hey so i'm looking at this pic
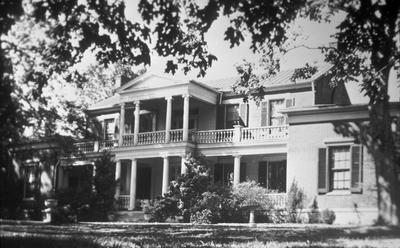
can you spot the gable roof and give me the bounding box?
[116,72,185,93]
[202,64,332,91]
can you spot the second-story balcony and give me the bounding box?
[73,125,288,153]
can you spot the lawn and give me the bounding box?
[1,221,399,248]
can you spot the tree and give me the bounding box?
[1,0,150,217]
[140,0,400,225]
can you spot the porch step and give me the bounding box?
[109,211,146,222]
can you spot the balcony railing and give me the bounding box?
[193,129,234,143]
[73,125,288,153]
[267,193,287,209]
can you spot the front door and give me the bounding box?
[136,166,152,199]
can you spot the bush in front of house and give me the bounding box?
[321,208,336,224]
[232,181,275,224]
[285,179,306,223]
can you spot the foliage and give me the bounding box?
[190,209,213,224]
[286,179,306,223]
[321,208,336,225]
[308,197,321,224]
[141,0,400,225]
[56,151,116,222]
[232,181,273,210]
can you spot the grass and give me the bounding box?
[1,222,400,247]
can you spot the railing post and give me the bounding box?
[233,125,243,142]
[94,141,99,152]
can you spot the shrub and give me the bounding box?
[286,179,306,223]
[232,181,274,224]
[190,209,213,224]
[321,208,336,224]
[308,197,321,223]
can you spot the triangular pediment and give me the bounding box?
[117,73,185,93]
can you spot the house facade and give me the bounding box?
[53,65,399,224]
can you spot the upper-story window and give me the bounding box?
[217,104,248,129]
[261,98,293,126]
[103,118,115,140]
[269,99,286,126]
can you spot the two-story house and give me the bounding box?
[55,65,399,224]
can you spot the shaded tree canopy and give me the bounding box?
[139,0,400,225]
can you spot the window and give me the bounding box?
[329,146,351,190]
[104,119,115,140]
[318,145,363,193]
[214,163,233,187]
[258,161,286,193]
[261,98,290,126]
[269,99,286,126]
[217,104,248,129]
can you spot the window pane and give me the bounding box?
[329,146,351,190]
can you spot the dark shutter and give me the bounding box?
[318,148,328,193]
[240,162,246,182]
[261,102,268,126]
[350,145,363,193]
[258,162,267,187]
[216,105,225,129]
[239,103,249,127]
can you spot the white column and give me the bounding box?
[233,155,241,186]
[129,159,137,210]
[133,101,140,145]
[165,96,172,142]
[115,160,122,199]
[152,113,157,131]
[181,155,187,174]
[119,103,125,146]
[162,156,170,195]
[182,94,190,141]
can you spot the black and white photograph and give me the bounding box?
[1,0,399,247]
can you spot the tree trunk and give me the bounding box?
[368,67,400,225]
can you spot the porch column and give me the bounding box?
[133,101,140,145]
[233,155,241,186]
[182,94,190,142]
[118,103,125,146]
[115,160,121,199]
[162,156,170,195]
[152,113,157,131]
[165,96,172,142]
[129,159,137,210]
[181,155,187,174]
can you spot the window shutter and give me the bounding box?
[258,162,267,187]
[240,162,246,182]
[350,145,363,193]
[318,148,328,193]
[261,102,268,126]
[239,103,249,127]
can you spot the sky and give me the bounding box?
[123,0,344,81]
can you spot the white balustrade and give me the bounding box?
[99,139,118,150]
[73,126,289,150]
[193,129,234,143]
[137,131,166,145]
[74,141,95,153]
[241,125,289,141]
[122,134,135,146]
[267,193,287,209]
[117,195,130,210]
[170,129,183,142]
